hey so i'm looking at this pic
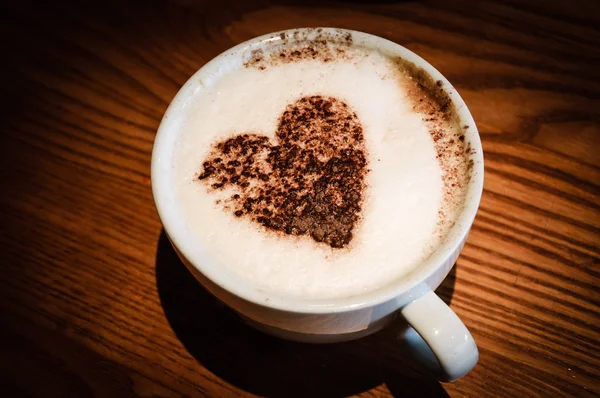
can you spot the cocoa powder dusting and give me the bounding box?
[244,29,355,71]
[198,96,368,249]
[394,57,474,235]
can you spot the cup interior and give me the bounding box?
[151,28,484,314]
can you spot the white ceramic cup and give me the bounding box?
[152,28,484,382]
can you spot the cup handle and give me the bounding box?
[400,290,478,381]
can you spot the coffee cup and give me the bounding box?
[152,28,483,381]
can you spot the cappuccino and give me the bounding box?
[173,29,472,299]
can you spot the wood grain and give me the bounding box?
[1,0,599,396]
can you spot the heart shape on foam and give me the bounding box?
[197,95,368,248]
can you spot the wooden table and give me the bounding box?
[1,0,598,396]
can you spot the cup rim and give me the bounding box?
[151,28,484,314]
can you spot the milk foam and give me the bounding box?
[173,43,467,299]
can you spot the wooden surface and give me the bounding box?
[1,0,599,396]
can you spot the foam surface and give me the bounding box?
[173,40,468,299]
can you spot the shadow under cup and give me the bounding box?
[151,28,484,381]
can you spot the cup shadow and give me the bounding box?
[155,230,455,397]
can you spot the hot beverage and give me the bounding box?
[172,29,473,299]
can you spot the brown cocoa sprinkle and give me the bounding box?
[244,29,356,70]
[196,96,368,249]
[393,56,472,238]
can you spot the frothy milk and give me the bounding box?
[173,30,472,299]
